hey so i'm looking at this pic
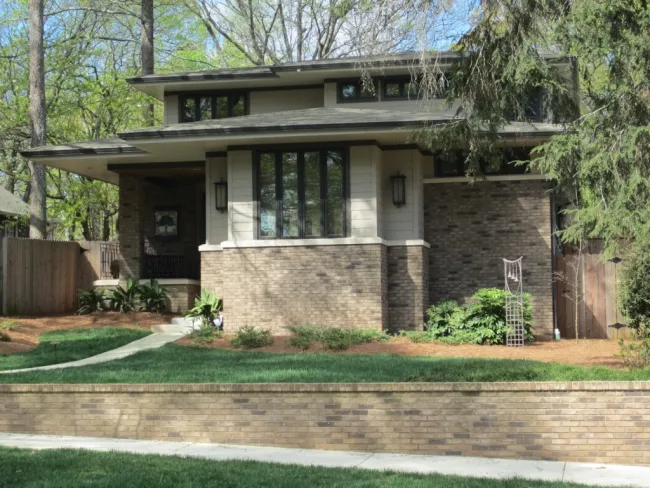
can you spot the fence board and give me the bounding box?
[555,240,628,339]
[0,238,100,316]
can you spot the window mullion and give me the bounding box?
[297,152,305,238]
[211,96,216,120]
[320,149,327,237]
[275,152,283,238]
[195,96,200,122]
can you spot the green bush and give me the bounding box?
[288,326,389,351]
[138,280,169,313]
[184,290,223,328]
[412,288,534,345]
[108,277,140,313]
[189,325,223,345]
[0,332,10,342]
[618,337,650,370]
[230,326,273,349]
[620,245,650,335]
[77,288,106,315]
[0,321,18,331]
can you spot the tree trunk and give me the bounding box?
[28,0,47,239]
[141,0,155,125]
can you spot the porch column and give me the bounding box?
[118,175,144,279]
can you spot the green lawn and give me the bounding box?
[1,343,647,383]
[0,327,151,372]
[0,447,606,488]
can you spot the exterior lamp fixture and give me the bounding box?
[391,171,406,208]
[214,178,228,213]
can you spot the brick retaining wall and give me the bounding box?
[2,382,649,465]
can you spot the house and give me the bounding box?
[22,52,577,339]
[0,186,29,238]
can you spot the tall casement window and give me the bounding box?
[180,93,247,122]
[256,149,348,239]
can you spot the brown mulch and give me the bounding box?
[178,335,624,368]
[0,313,173,356]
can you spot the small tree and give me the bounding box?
[553,240,586,341]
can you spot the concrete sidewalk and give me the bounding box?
[0,332,183,375]
[0,433,647,487]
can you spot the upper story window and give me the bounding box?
[180,93,248,123]
[434,147,531,177]
[256,149,348,239]
[337,80,377,103]
[383,76,421,100]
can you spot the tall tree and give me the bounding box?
[141,0,155,125]
[28,0,47,239]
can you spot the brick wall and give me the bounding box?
[200,251,223,298]
[2,382,649,466]
[165,284,201,313]
[118,176,203,280]
[205,244,386,334]
[424,180,553,339]
[387,246,429,331]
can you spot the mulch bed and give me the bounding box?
[179,335,624,368]
[0,313,173,356]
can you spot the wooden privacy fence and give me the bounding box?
[0,238,103,316]
[555,240,628,339]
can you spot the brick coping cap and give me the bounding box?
[1,382,649,393]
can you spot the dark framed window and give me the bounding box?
[383,74,451,100]
[433,147,531,177]
[506,88,544,122]
[255,148,348,239]
[180,92,248,123]
[337,80,377,103]
[383,76,421,100]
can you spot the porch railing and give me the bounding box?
[144,254,189,279]
[100,242,121,279]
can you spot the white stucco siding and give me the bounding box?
[381,149,424,241]
[228,151,255,242]
[164,95,179,125]
[205,157,228,245]
[249,88,324,114]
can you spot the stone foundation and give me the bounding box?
[2,382,649,466]
[424,180,553,339]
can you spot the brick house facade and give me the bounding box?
[25,53,574,339]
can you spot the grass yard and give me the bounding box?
[0,327,150,372]
[0,447,605,488]
[1,343,649,383]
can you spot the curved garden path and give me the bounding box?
[0,331,184,375]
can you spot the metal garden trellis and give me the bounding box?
[503,257,525,347]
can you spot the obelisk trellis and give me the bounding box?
[503,257,525,347]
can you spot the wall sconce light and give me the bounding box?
[214,178,228,213]
[391,171,406,208]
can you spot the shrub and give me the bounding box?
[620,245,650,334]
[138,280,169,313]
[76,288,106,315]
[416,288,534,345]
[0,321,18,331]
[618,336,650,370]
[288,326,390,351]
[108,277,140,313]
[184,290,223,328]
[189,324,223,345]
[231,325,273,349]
[0,332,10,342]
[287,326,320,350]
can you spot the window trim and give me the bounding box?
[179,91,250,123]
[254,146,350,239]
[336,79,378,104]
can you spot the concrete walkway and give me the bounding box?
[0,332,183,375]
[0,433,647,487]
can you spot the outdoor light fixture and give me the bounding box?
[391,171,406,208]
[214,178,228,213]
